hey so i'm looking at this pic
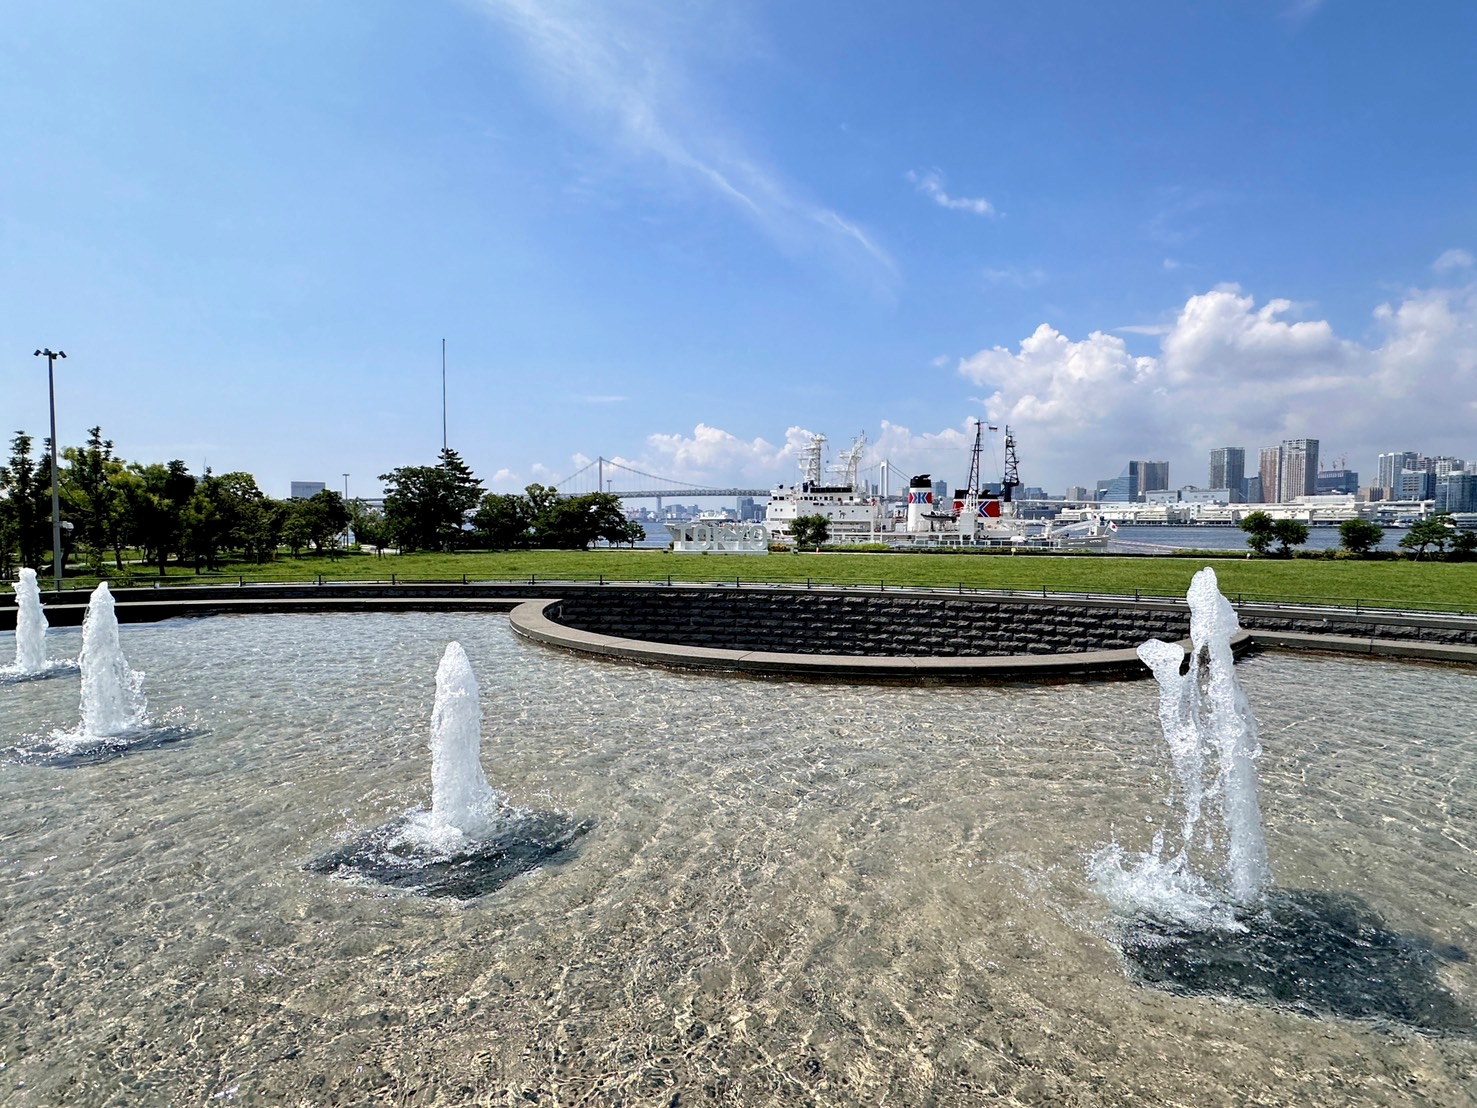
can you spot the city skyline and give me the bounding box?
[4,2,1476,498]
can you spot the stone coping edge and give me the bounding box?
[0,596,525,628]
[506,599,1253,683]
[1245,629,1477,664]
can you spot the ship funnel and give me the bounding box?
[906,474,933,533]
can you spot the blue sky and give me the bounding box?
[4,0,1475,499]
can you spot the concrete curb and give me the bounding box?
[1246,629,1477,664]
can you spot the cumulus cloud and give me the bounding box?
[624,422,808,484]
[1433,248,1474,273]
[955,282,1477,490]
[907,169,997,217]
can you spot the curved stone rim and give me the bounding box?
[507,598,1254,683]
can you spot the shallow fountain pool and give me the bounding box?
[1,612,1474,1105]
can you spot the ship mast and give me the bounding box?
[836,432,867,490]
[1001,425,1021,504]
[964,420,983,498]
[799,434,826,486]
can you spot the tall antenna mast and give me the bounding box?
[964,420,983,498]
[1001,425,1021,503]
[441,338,448,452]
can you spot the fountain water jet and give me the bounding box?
[1092,568,1472,1030]
[11,568,50,674]
[76,581,148,738]
[307,640,588,897]
[1091,567,1268,925]
[4,568,77,680]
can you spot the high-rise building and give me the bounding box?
[1258,447,1282,504]
[1378,451,1419,495]
[1279,439,1319,501]
[1398,469,1435,500]
[1139,461,1170,494]
[1209,447,1245,497]
[1316,469,1359,495]
[1437,472,1477,512]
[1101,461,1142,502]
[1243,475,1263,503]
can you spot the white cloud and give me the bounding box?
[983,266,1047,289]
[1433,248,1474,273]
[1163,257,1181,271]
[907,169,997,217]
[1115,323,1172,336]
[478,0,894,284]
[626,422,806,485]
[954,281,1477,490]
[576,394,628,405]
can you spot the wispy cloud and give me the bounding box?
[983,265,1047,289]
[1162,257,1181,271]
[1143,188,1234,247]
[478,0,895,285]
[1433,247,1474,273]
[1115,323,1173,336]
[576,394,629,405]
[1281,0,1324,28]
[906,169,997,217]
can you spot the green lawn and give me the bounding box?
[47,548,1477,613]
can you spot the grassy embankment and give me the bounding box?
[48,548,1477,613]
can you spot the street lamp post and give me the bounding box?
[33,348,66,592]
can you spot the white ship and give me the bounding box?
[764,425,1109,550]
[764,433,885,543]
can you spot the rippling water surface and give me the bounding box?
[1,613,1474,1105]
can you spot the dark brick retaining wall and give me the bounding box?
[4,582,1476,654]
[1236,609,1477,646]
[549,590,1191,657]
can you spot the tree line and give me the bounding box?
[1239,511,1477,559]
[0,431,643,578]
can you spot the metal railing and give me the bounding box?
[11,571,1473,619]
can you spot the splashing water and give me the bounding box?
[10,568,50,673]
[307,640,588,897]
[395,641,504,851]
[76,582,148,738]
[1092,567,1271,928]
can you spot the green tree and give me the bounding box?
[1239,511,1276,556]
[473,492,535,549]
[127,460,196,575]
[1270,518,1309,557]
[237,495,286,563]
[1338,518,1384,556]
[1451,528,1477,560]
[63,426,122,573]
[379,449,484,552]
[347,499,390,556]
[0,432,47,570]
[281,511,312,558]
[288,490,351,554]
[527,491,628,549]
[1400,514,1456,560]
[790,514,830,551]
